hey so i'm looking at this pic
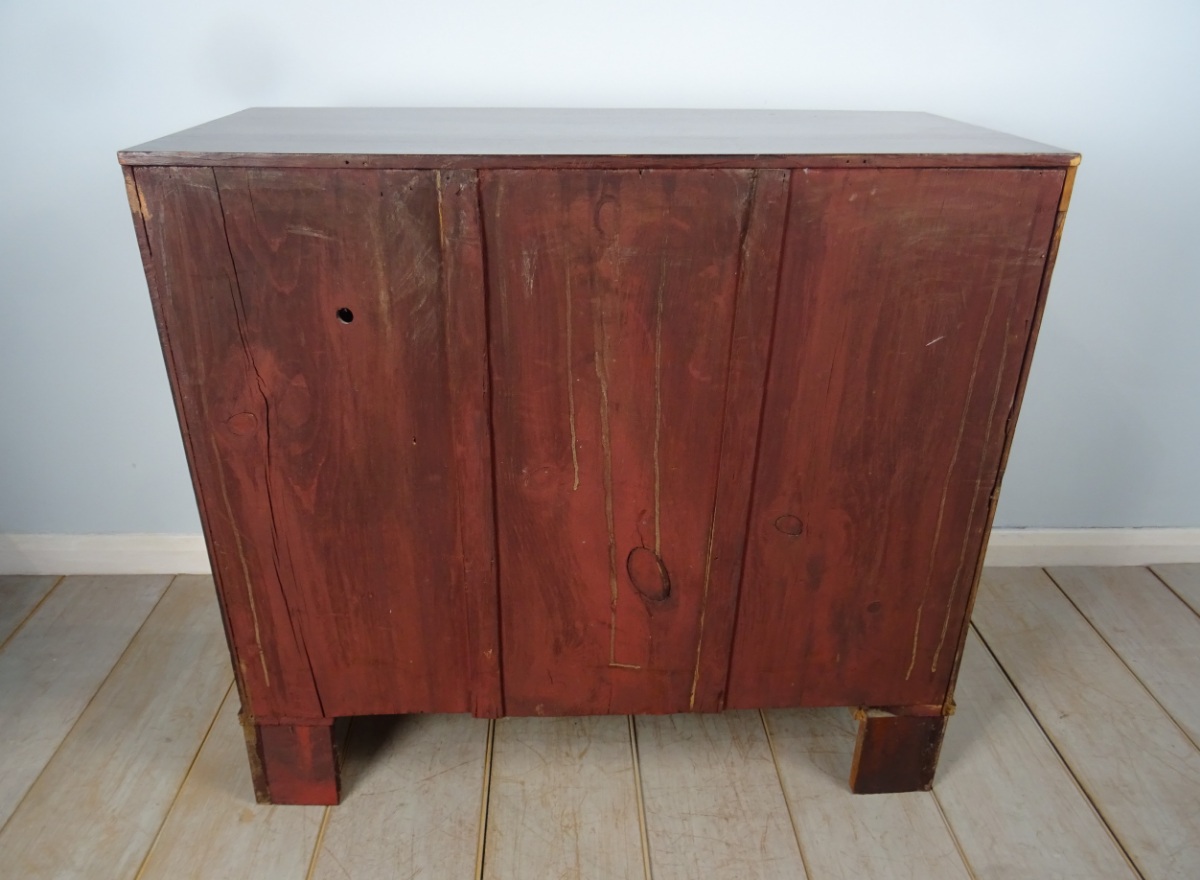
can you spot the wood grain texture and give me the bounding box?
[484,169,757,715]
[311,714,490,880]
[1152,563,1200,616]
[0,575,58,645]
[0,575,232,880]
[483,716,645,880]
[764,707,970,880]
[134,165,497,721]
[635,712,807,880]
[690,170,790,712]
[1050,566,1200,745]
[132,166,323,721]
[138,690,326,880]
[118,108,1077,169]
[973,567,1200,879]
[935,630,1137,880]
[728,168,1064,710]
[0,574,170,828]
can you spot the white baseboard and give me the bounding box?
[982,528,1200,567]
[0,534,212,576]
[1,528,1199,576]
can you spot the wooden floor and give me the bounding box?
[1,567,1198,879]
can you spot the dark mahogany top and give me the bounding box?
[118,108,1077,170]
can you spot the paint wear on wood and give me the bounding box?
[121,110,1076,802]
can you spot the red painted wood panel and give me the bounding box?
[726,167,1064,710]
[483,169,760,715]
[134,166,497,720]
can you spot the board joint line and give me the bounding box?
[1043,567,1200,754]
[758,709,814,879]
[627,716,654,880]
[970,615,1146,880]
[133,678,236,880]
[474,718,497,880]
[0,575,177,841]
[0,575,64,655]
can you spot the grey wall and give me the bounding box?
[1,0,1197,534]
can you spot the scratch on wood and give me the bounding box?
[609,661,642,669]
[906,278,1001,680]
[925,335,945,347]
[689,508,720,709]
[653,248,666,554]
[435,171,445,246]
[931,291,1017,674]
[566,271,579,490]
[210,434,270,687]
[285,225,333,240]
[593,304,620,665]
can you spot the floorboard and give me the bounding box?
[483,716,646,880]
[0,574,171,829]
[1151,563,1200,616]
[0,575,60,645]
[310,713,491,880]
[1,566,1196,880]
[0,575,232,880]
[973,567,1200,880]
[1050,566,1200,746]
[936,629,1137,879]
[763,707,969,880]
[635,711,807,880]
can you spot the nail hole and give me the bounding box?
[336,307,354,324]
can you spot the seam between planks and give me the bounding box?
[1043,567,1200,753]
[131,679,236,880]
[474,719,496,880]
[758,710,813,880]
[304,807,332,880]
[928,785,981,880]
[720,171,795,698]
[627,717,654,880]
[1147,566,1200,622]
[0,575,65,654]
[969,618,1145,880]
[0,575,178,840]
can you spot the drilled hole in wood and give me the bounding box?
[336,307,354,324]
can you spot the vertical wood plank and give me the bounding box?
[210,166,479,719]
[483,169,756,715]
[973,567,1200,879]
[0,575,59,645]
[138,689,325,880]
[439,169,503,718]
[935,630,1137,879]
[1151,563,1200,616]
[0,576,233,880]
[764,707,970,880]
[1050,566,1200,745]
[134,166,323,721]
[0,574,170,828]
[483,716,644,879]
[311,714,490,880]
[636,712,807,880]
[728,169,1063,711]
[691,170,790,712]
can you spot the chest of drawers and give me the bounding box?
[120,109,1076,803]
